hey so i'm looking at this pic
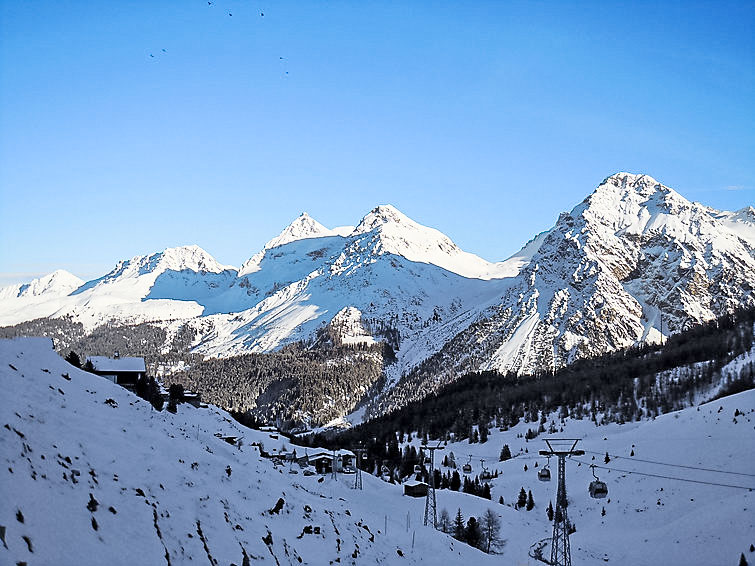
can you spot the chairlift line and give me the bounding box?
[582,450,755,477]
[571,458,755,491]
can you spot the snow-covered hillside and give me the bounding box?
[2,338,753,566]
[1,173,754,424]
[395,363,755,565]
[0,337,499,565]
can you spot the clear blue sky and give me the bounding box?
[1,0,753,286]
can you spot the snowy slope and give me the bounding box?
[396,366,755,564]
[0,337,500,566]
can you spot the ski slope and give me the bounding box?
[399,391,755,563]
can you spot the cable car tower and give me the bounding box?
[353,448,368,490]
[539,439,584,566]
[422,444,443,528]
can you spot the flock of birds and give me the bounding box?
[206,0,264,18]
[148,2,288,76]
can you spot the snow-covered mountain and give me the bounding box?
[0,269,83,300]
[375,173,755,412]
[1,173,754,423]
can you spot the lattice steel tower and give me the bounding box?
[352,448,367,490]
[539,439,584,566]
[422,444,443,528]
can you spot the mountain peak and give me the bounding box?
[155,245,233,273]
[3,269,84,299]
[263,212,332,250]
[353,204,413,234]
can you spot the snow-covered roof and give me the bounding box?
[87,356,146,373]
[307,448,354,458]
[404,480,428,487]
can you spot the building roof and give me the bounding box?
[87,356,146,373]
[307,448,355,459]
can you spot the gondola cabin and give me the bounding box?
[589,480,608,498]
[538,468,551,481]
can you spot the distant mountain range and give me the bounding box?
[2,172,754,422]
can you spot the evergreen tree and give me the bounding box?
[498,495,504,505]
[464,516,483,550]
[453,508,465,541]
[82,359,95,373]
[526,490,534,511]
[479,423,488,443]
[482,483,491,500]
[148,377,163,411]
[739,553,748,566]
[169,383,185,402]
[450,470,461,491]
[499,444,512,461]
[65,351,82,368]
[135,375,149,400]
[604,451,611,464]
[547,501,554,521]
[517,487,527,509]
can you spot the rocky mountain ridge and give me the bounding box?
[2,173,754,424]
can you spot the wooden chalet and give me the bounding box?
[87,354,146,389]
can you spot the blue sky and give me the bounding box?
[1,0,753,286]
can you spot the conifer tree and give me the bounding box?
[499,444,512,461]
[547,501,554,521]
[450,470,461,491]
[517,487,527,509]
[65,351,82,368]
[453,508,465,541]
[465,516,483,549]
[526,490,534,511]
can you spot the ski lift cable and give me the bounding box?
[582,450,755,477]
[570,458,755,491]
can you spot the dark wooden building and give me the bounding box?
[87,355,146,389]
[403,480,429,497]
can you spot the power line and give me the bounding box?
[571,458,755,491]
[583,450,755,478]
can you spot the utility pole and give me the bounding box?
[332,448,338,481]
[423,444,443,528]
[353,448,367,490]
[539,439,584,566]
